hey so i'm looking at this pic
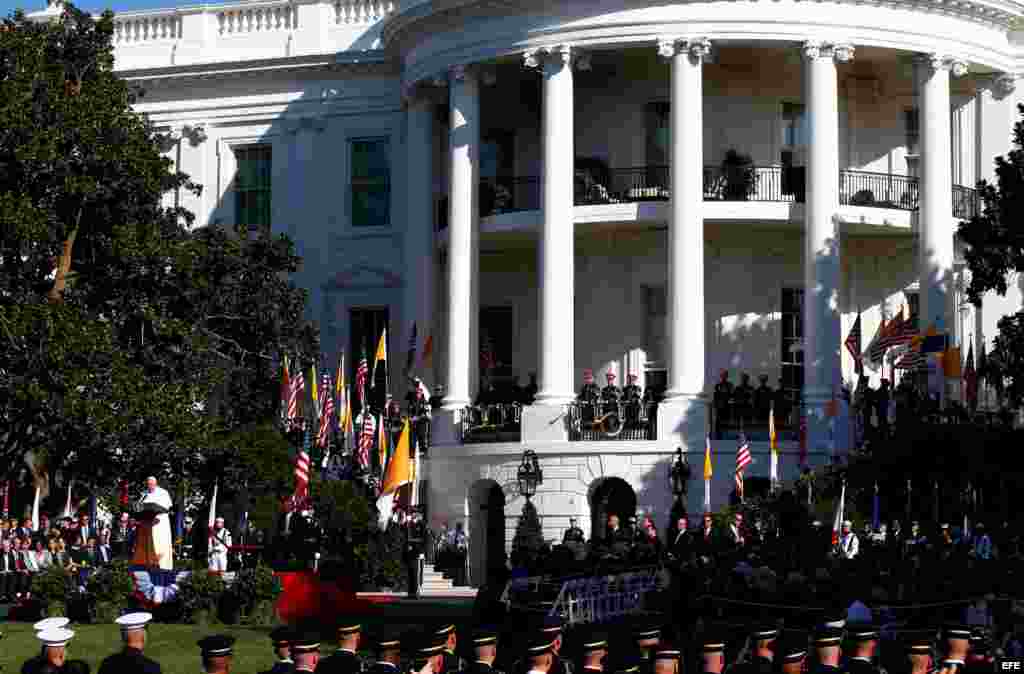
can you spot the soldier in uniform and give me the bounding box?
[938,624,972,673]
[365,632,404,674]
[197,635,236,674]
[733,374,755,428]
[731,625,777,674]
[409,628,448,674]
[563,518,585,545]
[97,612,161,674]
[652,642,681,674]
[519,623,558,674]
[775,631,809,674]
[435,624,465,674]
[713,371,734,435]
[699,627,728,674]
[753,375,773,424]
[623,374,643,427]
[291,633,323,674]
[261,626,297,674]
[811,626,843,674]
[23,627,77,674]
[844,624,883,674]
[632,618,662,671]
[575,628,608,674]
[903,631,934,674]
[315,624,363,674]
[579,371,600,424]
[543,614,572,674]
[600,372,622,415]
[405,514,424,598]
[465,626,503,674]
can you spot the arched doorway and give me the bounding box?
[468,480,506,588]
[589,477,637,542]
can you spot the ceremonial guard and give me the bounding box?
[198,635,236,674]
[700,628,727,674]
[366,632,404,674]
[579,370,600,405]
[905,523,926,557]
[753,375,773,423]
[405,510,425,598]
[292,633,324,674]
[575,628,608,674]
[811,626,843,674]
[733,374,754,427]
[545,615,573,674]
[775,631,809,674]
[316,624,364,674]
[600,372,622,414]
[632,618,662,672]
[410,627,448,674]
[713,371,734,432]
[97,612,161,674]
[521,622,558,674]
[22,626,79,674]
[435,624,465,674]
[653,641,681,674]
[465,627,503,674]
[837,521,859,560]
[261,626,297,674]
[939,624,972,672]
[209,517,232,572]
[563,518,584,545]
[623,374,643,426]
[844,624,883,674]
[407,377,432,453]
[746,625,779,674]
[904,631,934,674]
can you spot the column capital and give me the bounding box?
[523,44,589,71]
[181,124,207,147]
[992,72,1018,97]
[656,37,713,63]
[802,41,855,63]
[914,53,969,77]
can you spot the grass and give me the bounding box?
[0,598,477,674]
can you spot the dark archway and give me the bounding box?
[468,480,506,588]
[589,477,637,541]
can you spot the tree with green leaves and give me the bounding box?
[958,103,1024,409]
[0,4,317,513]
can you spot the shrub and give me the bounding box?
[32,564,74,606]
[230,562,280,607]
[86,561,134,604]
[177,568,226,622]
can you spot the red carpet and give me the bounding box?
[274,571,395,622]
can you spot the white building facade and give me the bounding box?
[34,0,1024,584]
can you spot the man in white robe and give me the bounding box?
[137,477,174,570]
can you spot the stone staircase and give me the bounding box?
[421,565,477,598]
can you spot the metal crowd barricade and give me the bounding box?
[546,566,660,626]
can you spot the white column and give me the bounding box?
[531,45,577,406]
[441,65,480,411]
[802,41,853,450]
[402,84,440,390]
[655,37,712,456]
[917,54,966,336]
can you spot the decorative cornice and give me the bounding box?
[522,44,589,72]
[914,53,969,76]
[656,37,713,63]
[802,41,856,63]
[400,79,447,106]
[181,124,208,146]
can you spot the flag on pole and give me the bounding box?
[356,348,370,406]
[378,413,389,473]
[964,342,977,407]
[832,479,847,547]
[373,328,388,381]
[207,482,218,542]
[357,410,375,470]
[703,435,713,512]
[872,481,880,531]
[288,366,304,428]
[769,407,778,493]
[420,335,433,370]
[309,363,319,421]
[294,442,310,503]
[845,312,863,374]
[735,435,752,501]
[404,323,418,375]
[318,371,335,448]
[280,354,291,422]
[977,340,988,385]
[866,315,889,365]
[63,482,73,519]
[31,487,40,531]
[335,352,347,433]
[341,387,354,447]
[376,419,413,530]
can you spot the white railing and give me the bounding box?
[334,0,395,23]
[114,15,182,42]
[217,4,297,34]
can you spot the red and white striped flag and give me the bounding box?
[317,371,335,448]
[735,436,752,500]
[288,367,305,428]
[356,350,369,406]
[294,447,310,501]
[357,411,375,469]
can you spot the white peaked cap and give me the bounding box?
[34,618,70,632]
[38,628,75,647]
[115,612,153,632]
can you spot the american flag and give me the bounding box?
[317,371,334,448]
[288,368,305,428]
[867,316,891,365]
[356,350,369,406]
[735,436,752,498]
[893,347,927,371]
[357,411,375,469]
[294,447,310,501]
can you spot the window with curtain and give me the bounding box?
[781,288,804,393]
[234,146,272,232]
[351,138,391,227]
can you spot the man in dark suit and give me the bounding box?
[0,539,17,599]
[98,612,162,674]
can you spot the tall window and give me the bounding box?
[480,132,515,179]
[645,102,670,166]
[235,146,272,232]
[905,108,920,178]
[643,285,667,372]
[480,306,514,373]
[781,102,807,149]
[781,103,806,199]
[781,288,804,393]
[351,138,391,228]
[350,306,390,415]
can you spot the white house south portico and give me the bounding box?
[76,0,1024,583]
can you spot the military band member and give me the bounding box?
[262,626,297,674]
[292,633,324,674]
[576,628,608,674]
[623,375,642,403]
[579,371,600,405]
[713,371,734,431]
[542,615,572,674]
[98,612,160,674]
[600,372,622,413]
[521,624,558,674]
[811,626,843,674]
[563,519,585,545]
[844,624,882,674]
[743,625,779,674]
[316,624,363,674]
[197,635,236,674]
[366,632,404,674]
[465,626,503,674]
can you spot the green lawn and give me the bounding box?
[0,598,476,674]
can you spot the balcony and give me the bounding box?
[566,401,659,441]
[459,403,522,443]
[433,167,980,226]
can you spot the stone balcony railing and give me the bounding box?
[38,0,398,70]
